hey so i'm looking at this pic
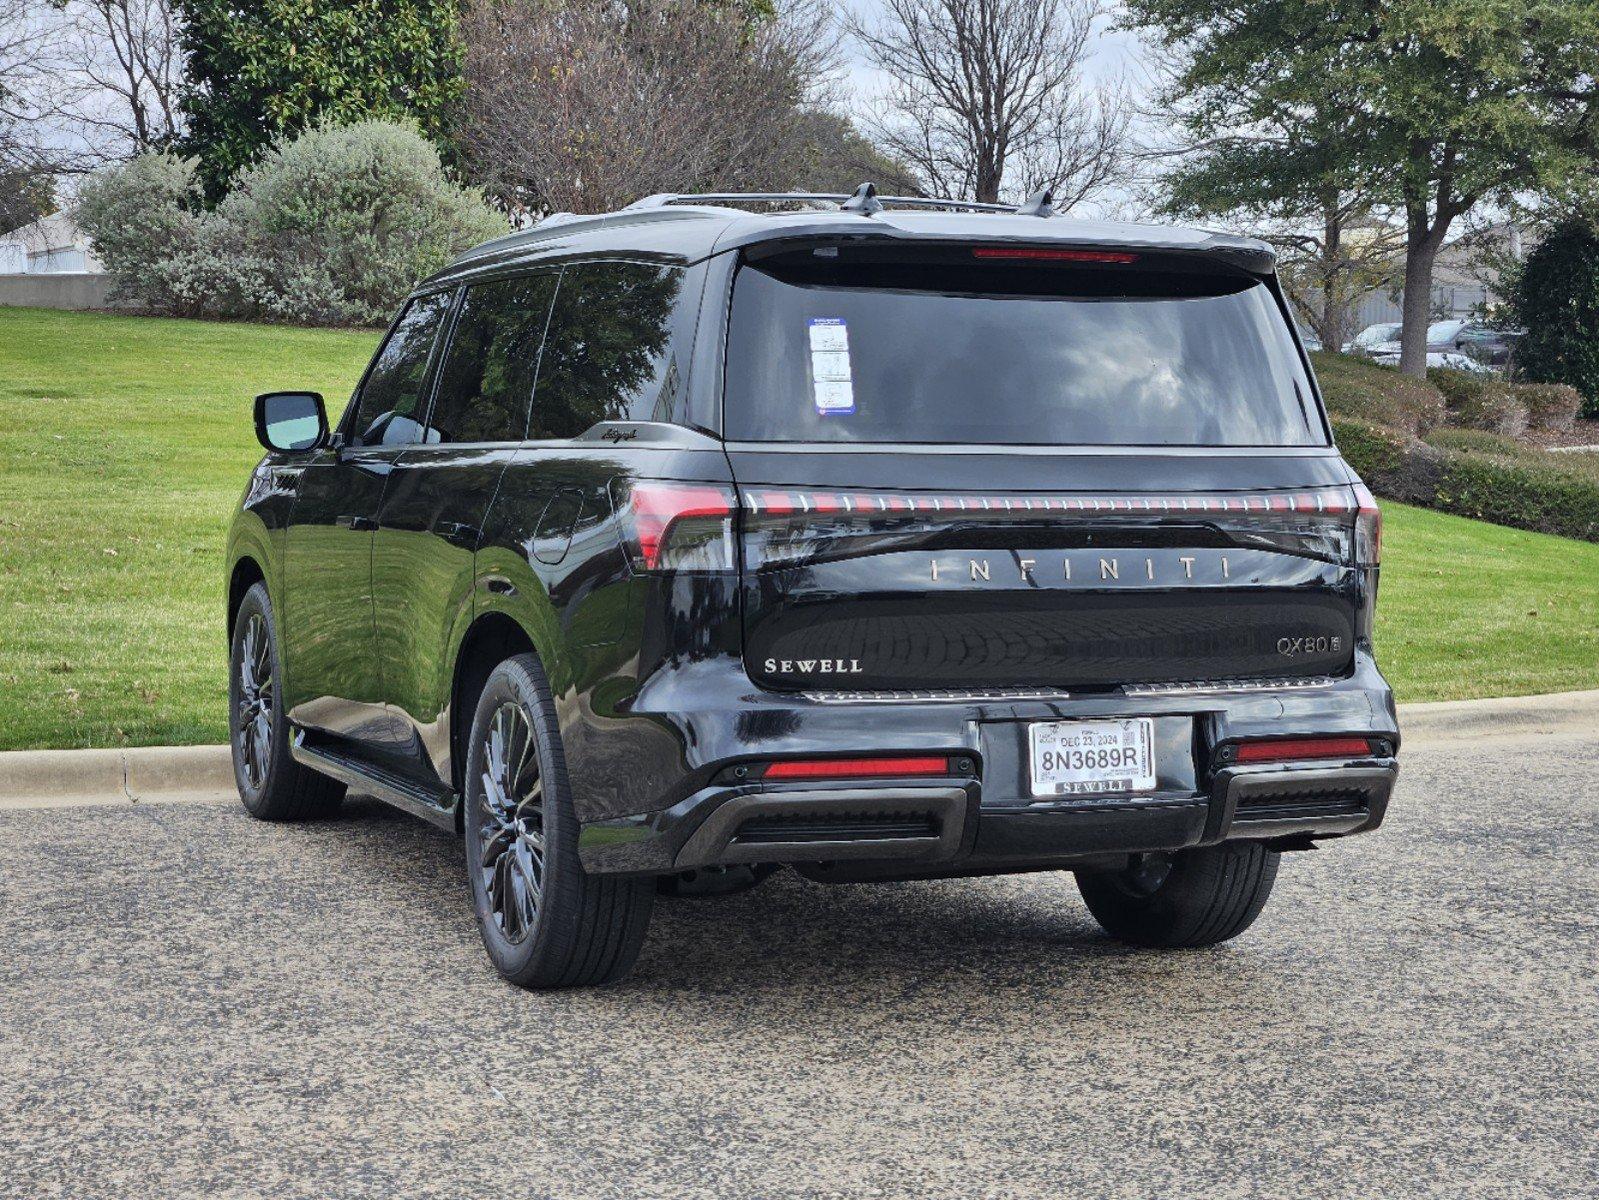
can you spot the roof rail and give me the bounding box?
[624,182,1040,217]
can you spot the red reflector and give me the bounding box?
[1234,737,1373,764]
[762,756,951,780]
[972,247,1139,264]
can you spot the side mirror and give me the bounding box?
[254,391,328,453]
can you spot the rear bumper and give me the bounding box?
[579,758,1396,875]
[573,651,1399,876]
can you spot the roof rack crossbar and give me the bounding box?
[625,186,1032,216]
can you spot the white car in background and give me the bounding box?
[1344,322,1403,356]
[1370,350,1494,374]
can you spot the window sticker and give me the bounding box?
[807,317,855,415]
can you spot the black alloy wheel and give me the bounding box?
[462,653,654,988]
[474,700,547,944]
[228,582,345,821]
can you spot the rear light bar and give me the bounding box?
[762,756,952,780]
[743,487,1355,517]
[1234,737,1373,764]
[972,247,1139,264]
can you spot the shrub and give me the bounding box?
[1427,368,1528,437]
[74,153,208,314]
[219,120,507,325]
[1312,352,1446,435]
[1453,388,1529,438]
[75,122,508,326]
[1514,383,1583,433]
[1509,218,1599,417]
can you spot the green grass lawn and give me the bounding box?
[0,307,378,751]
[2,307,1596,750]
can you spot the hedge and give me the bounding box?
[1427,368,1528,438]
[1312,352,1446,435]
[1514,383,1584,433]
[1332,417,1599,543]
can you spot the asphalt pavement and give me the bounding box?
[2,727,1595,1199]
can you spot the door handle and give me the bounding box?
[336,514,378,531]
[440,521,482,548]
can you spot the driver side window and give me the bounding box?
[346,292,454,447]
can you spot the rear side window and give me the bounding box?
[529,261,693,439]
[426,272,560,444]
[347,292,452,447]
[723,256,1322,446]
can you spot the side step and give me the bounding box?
[290,730,459,831]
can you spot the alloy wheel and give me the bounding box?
[236,613,274,790]
[476,701,546,944]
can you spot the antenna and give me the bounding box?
[839,182,883,216]
[1017,189,1055,218]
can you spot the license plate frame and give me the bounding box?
[1028,718,1157,798]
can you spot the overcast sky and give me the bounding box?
[835,1,1162,219]
[840,1,1151,98]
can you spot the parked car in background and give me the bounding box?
[1451,322,1523,366]
[1371,349,1493,374]
[1357,319,1522,370]
[1344,322,1402,356]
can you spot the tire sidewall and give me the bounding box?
[462,654,580,980]
[229,583,292,815]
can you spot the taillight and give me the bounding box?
[761,756,952,780]
[1352,482,1381,566]
[616,480,736,572]
[1234,737,1373,764]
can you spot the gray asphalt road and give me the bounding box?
[2,730,1596,1200]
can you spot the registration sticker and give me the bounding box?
[807,318,855,415]
[1029,718,1157,798]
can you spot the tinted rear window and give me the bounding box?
[723,257,1323,446]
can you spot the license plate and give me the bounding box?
[1029,719,1156,798]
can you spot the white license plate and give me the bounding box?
[1028,718,1157,798]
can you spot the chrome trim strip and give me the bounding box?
[803,687,1071,704]
[1122,676,1338,697]
[802,678,1339,704]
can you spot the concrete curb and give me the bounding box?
[1,689,1595,805]
[0,744,234,803]
[1397,688,1599,744]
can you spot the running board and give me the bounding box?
[289,730,459,831]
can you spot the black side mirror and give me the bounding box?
[254,391,328,453]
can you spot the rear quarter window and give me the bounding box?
[529,260,700,439]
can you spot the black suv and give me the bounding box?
[227,185,1399,988]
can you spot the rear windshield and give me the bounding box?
[723,256,1323,446]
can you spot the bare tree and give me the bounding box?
[0,0,65,228]
[457,0,843,216]
[51,0,184,159]
[0,0,182,182]
[0,0,60,157]
[849,0,1128,207]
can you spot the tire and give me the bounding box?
[1076,842,1280,949]
[228,582,345,821]
[462,652,654,989]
